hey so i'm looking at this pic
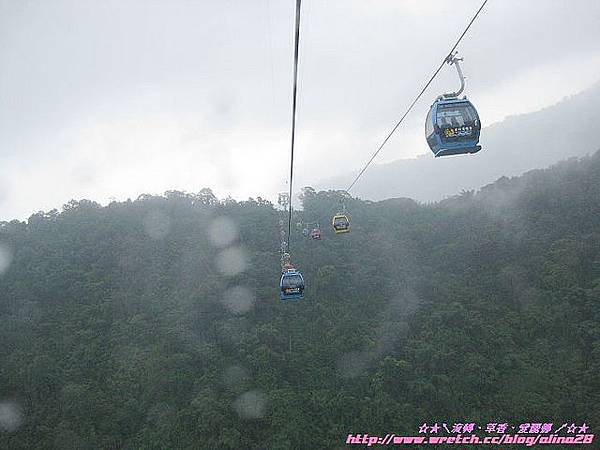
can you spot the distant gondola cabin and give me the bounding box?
[280,269,305,300]
[332,214,350,234]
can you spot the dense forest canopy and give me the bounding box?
[1,152,600,449]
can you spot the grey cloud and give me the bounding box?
[0,0,599,219]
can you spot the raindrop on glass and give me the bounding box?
[221,286,255,314]
[336,351,370,378]
[0,401,23,432]
[216,247,247,276]
[223,365,249,389]
[208,216,238,248]
[233,390,267,420]
[0,243,12,276]
[143,210,171,240]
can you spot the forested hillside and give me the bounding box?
[1,152,600,449]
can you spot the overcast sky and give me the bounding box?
[1,0,599,220]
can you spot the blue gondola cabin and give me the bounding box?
[280,269,305,300]
[425,97,481,157]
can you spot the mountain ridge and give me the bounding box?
[319,80,600,202]
[1,149,600,449]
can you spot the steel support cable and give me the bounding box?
[345,0,490,194]
[287,0,301,254]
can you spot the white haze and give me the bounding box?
[0,0,599,219]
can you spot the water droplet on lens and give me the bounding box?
[0,243,12,276]
[208,217,238,247]
[143,211,171,239]
[222,286,255,314]
[233,390,267,419]
[0,401,23,432]
[216,247,247,276]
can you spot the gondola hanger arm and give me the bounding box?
[441,52,465,99]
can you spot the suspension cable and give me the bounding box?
[345,0,490,194]
[287,0,301,254]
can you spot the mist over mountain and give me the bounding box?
[321,81,600,202]
[2,151,600,448]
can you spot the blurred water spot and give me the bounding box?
[223,365,249,389]
[143,210,171,239]
[117,253,135,271]
[208,216,238,247]
[17,301,42,325]
[146,402,174,425]
[0,401,23,432]
[189,339,217,359]
[222,286,255,314]
[216,247,247,276]
[233,390,267,420]
[219,318,248,345]
[0,243,12,276]
[336,351,370,378]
